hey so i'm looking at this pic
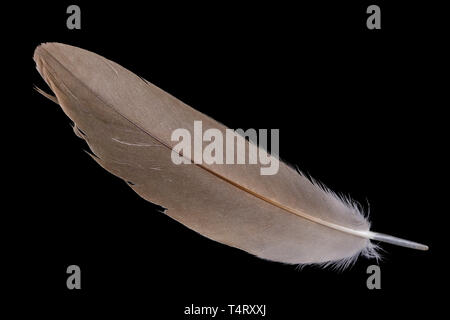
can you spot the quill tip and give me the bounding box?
[369,232,429,251]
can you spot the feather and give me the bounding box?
[33,43,428,269]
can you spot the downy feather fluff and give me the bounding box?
[33,43,428,269]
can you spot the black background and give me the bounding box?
[28,1,444,318]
